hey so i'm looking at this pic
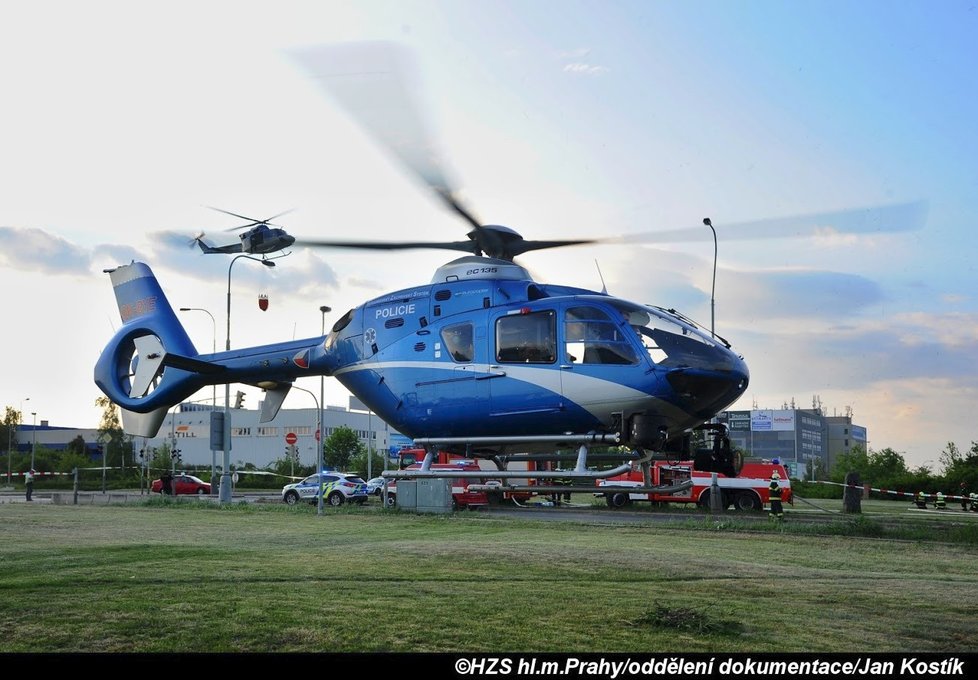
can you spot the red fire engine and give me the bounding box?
[597,458,791,511]
[386,449,490,510]
[388,448,538,506]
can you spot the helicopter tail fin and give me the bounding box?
[94,262,213,436]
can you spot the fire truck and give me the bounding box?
[386,449,490,510]
[388,448,537,507]
[596,458,791,511]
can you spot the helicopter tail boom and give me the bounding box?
[95,262,328,437]
[194,236,238,254]
[94,262,211,432]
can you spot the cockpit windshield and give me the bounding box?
[608,300,729,370]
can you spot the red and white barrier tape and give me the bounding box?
[814,480,974,502]
[17,468,302,481]
[14,471,73,477]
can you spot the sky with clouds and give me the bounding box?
[2,0,976,469]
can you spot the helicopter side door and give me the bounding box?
[557,303,653,425]
[488,308,566,433]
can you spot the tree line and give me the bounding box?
[794,441,978,499]
[6,400,975,496]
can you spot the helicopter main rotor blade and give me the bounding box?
[295,238,481,255]
[206,206,295,232]
[612,200,928,245]
[289,42,499,251]
[508,238,600,257]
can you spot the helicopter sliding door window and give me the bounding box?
[441,323,474,362]
[564,306,639,365]
[495,310,556,363]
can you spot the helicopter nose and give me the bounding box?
[664,352,749,418]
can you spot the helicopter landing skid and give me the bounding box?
[386,433,650,482]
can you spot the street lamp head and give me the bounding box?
[320,305,331,313]
[703,217,712,227]
[260,259,276,268]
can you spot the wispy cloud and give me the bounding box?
[723,268,886,320]
[346,276,385,291]
[0,225,341,295]
[0,226,91,276]
[556,47,608,76]
[92,243,151,269]
[610,246,886,324]
[563,63,609,76]
[557,48,592,59]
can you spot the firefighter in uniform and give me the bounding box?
[935,491,946,510]
[970,492,978,512]
[959,482,969,511]
[768,472,784,520]
[914,491,928,509]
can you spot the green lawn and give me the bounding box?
[1,501,976,652]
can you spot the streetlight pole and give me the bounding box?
[7,397,28,485]
[30,411,37,472]
[221,254,276,503]
[703,217,717,338]
[180,306,218,490]
[703,217,721,514]
[319,305,331,498]
[291,384,323,516]
[179,307,217,404]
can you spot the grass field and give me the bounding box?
[1,499,977,653]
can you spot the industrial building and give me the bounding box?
[717,407,867,479]
[136,402,404,469]
[10,402,409,471]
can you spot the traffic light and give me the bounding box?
[234,391,245,409]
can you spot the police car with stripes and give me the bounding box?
[282,473,370,507]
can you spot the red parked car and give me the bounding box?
[151,473,211,496]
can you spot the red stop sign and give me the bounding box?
[285,432,297,445]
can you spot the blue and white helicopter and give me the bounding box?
[93,43,924,487]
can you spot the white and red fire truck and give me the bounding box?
[386,449,492,510]
[597,458,791,511]
[387,448,537,507]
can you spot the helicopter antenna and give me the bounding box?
[594,260,608,294]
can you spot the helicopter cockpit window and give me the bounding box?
[496,310,556,363]
[564,306,638,365]
[441,323,474,362]
[610,301,720,368]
